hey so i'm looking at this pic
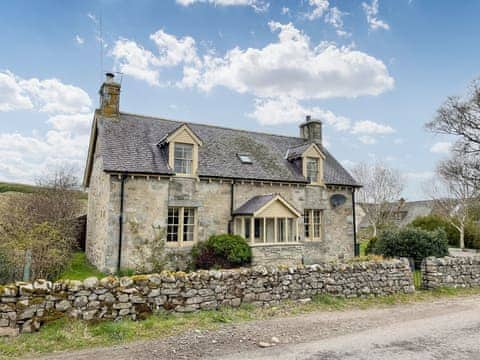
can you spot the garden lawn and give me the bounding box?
[58,252,106,281]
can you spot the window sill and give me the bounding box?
[249,242,303,247]
[172,174,199,180]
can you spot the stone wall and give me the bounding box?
[422,256,480,289]
[251,244,304,266]
[0,260,414,334]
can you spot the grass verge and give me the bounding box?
[58,252,106,281]
[1,287,480,359]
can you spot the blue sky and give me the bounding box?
[1,0,479,199]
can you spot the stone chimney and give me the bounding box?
[99,72,120,117]
[299,115,322,144]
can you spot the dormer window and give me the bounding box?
[287,143,325,186]
[174,143,193,174]
[306,157,319,182]
[237,153,252,164]
[163,124,203,177]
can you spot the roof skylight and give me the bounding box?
[237,153,252,164]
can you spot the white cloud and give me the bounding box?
[0,131,89,184]
[175,0,269,12]
[20,78,92,114]
[362,0,390,31]
[430,141,451,154]
[393,138,404,144]
[358,135,376,144]
[111,39,161,86]
[150,29,200,67]
[351,120,395,135]
[324,7,350,37]
[0,71,91,114]
[341,159,357,169]
[0,71,92,183]
[110,23,393,101]
[75,35,85,45]
[405,171,434,180]
[0,71,33,111]
[247,97,393,146]
[247,97,353,129]
[47,113,93,135]
[306,0,330,20]
[191,21,393,100]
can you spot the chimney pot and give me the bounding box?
[105,72,115,83]
[99,72,120,117]
[299,116,322,144]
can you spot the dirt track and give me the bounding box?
[37,295,480,360]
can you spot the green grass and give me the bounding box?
[413,270,422,289]
[0,181,88,200]
[2,287,480,359]
[0,182,38,194]
[359,241,368,256]
[58,252,106,281]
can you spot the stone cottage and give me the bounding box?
[83,74,361,273]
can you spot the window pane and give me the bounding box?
[244,218,251,240]
[313,210,322,240]
[304,211,310,239]
[174,143,193,174]
[254,218,261,242]
[167,208,179,242]
[288,219,294,242]
[306,158,318,182]
[278,219,285,243]
[183,208,195,242]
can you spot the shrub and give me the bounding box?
[410,214,480,249]
[364,236,378,255]
[409,215,459,246]
[191,234,252,270]
[374,227,449,268]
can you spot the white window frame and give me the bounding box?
[304,209,323,241]
[306,157,319,183]
[166,207,197,246]
[174,143,194,175]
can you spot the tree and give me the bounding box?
[0,165,83,281]
[428,154,479,249]
[426,80,480,184]
[352,161,405,236]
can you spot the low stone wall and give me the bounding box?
[0,259,414,334]
[422,256,480,289]
[251,244,304,266]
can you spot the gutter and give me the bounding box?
[117,174,127,273]
[352,187,358,256]
[229,180,235,234]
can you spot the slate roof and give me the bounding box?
[92,112,359,186]
[232,194,275,215]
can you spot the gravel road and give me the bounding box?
[37,295,480,360]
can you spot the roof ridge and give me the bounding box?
[118,111,306,141]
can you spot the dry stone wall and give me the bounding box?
[0,259,413,334]
[422,256,480,289]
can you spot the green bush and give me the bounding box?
[410,214,480,249]
[191,234,252,270]
[374,227,449,268]
[409,215,459,246]
[364,236,378,255]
